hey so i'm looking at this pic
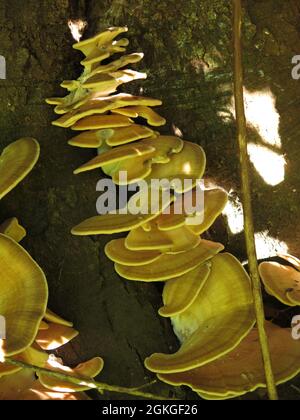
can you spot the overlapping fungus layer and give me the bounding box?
[47,27,300,399]
[0,139,103,400]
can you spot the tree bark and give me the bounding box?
[1,0,300,399]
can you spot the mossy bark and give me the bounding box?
[0,0,300,399]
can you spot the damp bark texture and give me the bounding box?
[0,0,300,399]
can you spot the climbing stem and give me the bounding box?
[5,358,177,401]
[232,0,278,401]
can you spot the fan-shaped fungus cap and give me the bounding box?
[124,225,175,251]
[73,142,155,175]
[0,370,36,399]
[0,234,48,356]
[73,27,128,56]
[105,125,155,147]
[80,38,129,68]
[71,115,133,131]
[154,204,187,231]
[38,321,49,330]
[0,368,91,400]
[0,361,22,377]
[65,91,161,115]
[142,187,226,236]
[82,69,146,93]
[15,346,49,367]
[108,136,184,184]
[88,52,144,77]
[0,138,40,200]
[277,254,300,270]
[259,259,300,306]
[145,253,255,373]
[187,188,228,234]
[115,239,224,282]
[125,222,200,253]
[105,238,161,266]
[159,263,211,317]
[112,106,166,127]
[145,142,206,193]
[62,70,140,106]
[0,346,48,376]
[46,85,90,115]
[39,357,104,393]
[44,309,73,327]
[157,322,300,399]
[68,129,115,148]
[75,135,186,184]
[0,218,26,243]
[142,136,184,161]
[52,94,162,127]
[60,79,80,91]
[36,323,79,351]
[71,190,174,236]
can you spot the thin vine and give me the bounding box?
[5,358,179,400]
[232,0,278,401]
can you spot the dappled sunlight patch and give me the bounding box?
[222,191,244,234]
[247,143,286,186]
[0,340,6,364]
[228,88,281,148]
[254,231,289,260]
[39,356,104,393]
[36,323,79,351]
[243,89,281,148]
[68,19,87,43]
[227,88,285,186]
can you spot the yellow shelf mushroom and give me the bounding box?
[0,138,40,200]
[157,322,300,400]
[0,234,48,356]
[158,263,211,318]
[0,138,104,400]
[145,254,255,372]
[47,27,300,400]
[0,218,26,243]
[259,255,300,306]
[0,233,105,400]
[0,239,104,399]
[115,240,224,282]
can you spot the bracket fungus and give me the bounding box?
[259,255,300,306]
[0,369,90,400]
[0,225,104,399]
[0,234,48,356]
[0,241,105,400]
[0,138,40,200]
[158,263,211,318]
[114,240,224,282]
[0,137,41,244]
[0,138,43,356]
[0,140,104,400]
[0,217,26,243]
[47,27,300,400]
[145,254,255,373]
[157,322,300,399]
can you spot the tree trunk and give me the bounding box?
[1,0,300,399]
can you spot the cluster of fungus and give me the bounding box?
[0,139,103,400]
[47,27,300,400]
